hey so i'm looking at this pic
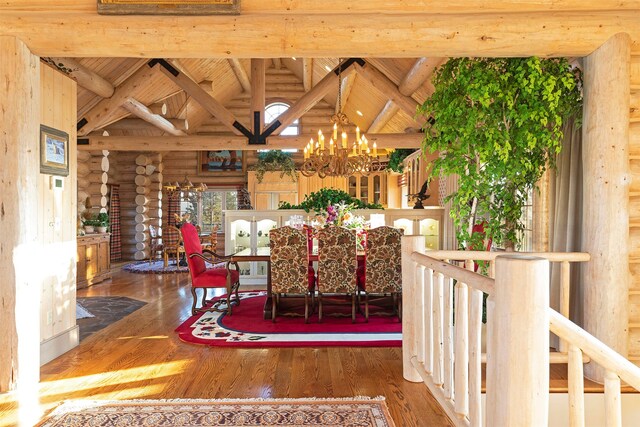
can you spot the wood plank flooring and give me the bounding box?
[0,269,453,427]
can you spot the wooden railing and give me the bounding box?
[401,236,640,427]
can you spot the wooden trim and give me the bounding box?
[97,0,240,15]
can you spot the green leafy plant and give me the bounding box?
[252,150,297,183]
[418,57,582,250]
[82,214,101,227]
[386,149,416,173]
[97,212,110,228]
[278,187,383,213]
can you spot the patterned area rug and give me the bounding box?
[76,296,147,341]
[176,291,402,348]
[36,397,395,426]
[122,260,189,274]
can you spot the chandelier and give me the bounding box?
[163,175,207,201]
[301,59,384,178]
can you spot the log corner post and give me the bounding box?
[486,255,550,426]
[402,235,425,383]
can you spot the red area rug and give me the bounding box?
[175,291,402,348]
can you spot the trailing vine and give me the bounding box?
[251,150,298,183]
[385,149,416,173]
[278,187,383,213]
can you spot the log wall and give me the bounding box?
[628,54,640,362]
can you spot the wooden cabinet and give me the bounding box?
[348,173,387,206]
[247,171,299,210]
[77,234,111,289]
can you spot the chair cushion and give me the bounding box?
[192,268,240,288]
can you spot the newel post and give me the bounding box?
[402,235,425,382]
[486,255,550,427]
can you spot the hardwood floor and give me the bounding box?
[0,269,453,427]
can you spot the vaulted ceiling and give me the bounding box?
[45,56,446,150]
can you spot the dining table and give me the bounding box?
[231,246,365,320]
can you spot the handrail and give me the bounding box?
[426,250,591,262]
[549,308,640,390]
[410,252,495,295]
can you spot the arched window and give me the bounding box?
[265,102,300,136]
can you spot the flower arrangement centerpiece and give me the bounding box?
[315,202,368,251]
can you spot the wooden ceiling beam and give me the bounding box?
[228,59,251,92]
[80,133,423,151]
[106,118,188,132]
[398,57,445,96]
[336,72,356,114]
[274,66,354,134]
[154,59,247,136]
[121,97,186,136]
[354,63,423,122]
[148,102,167,115]
[77,62,160,136]
[3,12,638,57]
[302,58,313,92]
[273,58,282,70]
[43,57,114,98]
[251,59,266,134]
[367,100,400,134]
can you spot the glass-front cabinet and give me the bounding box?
[225,207,444,285]
[348,173,387,206]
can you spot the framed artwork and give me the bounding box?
[40,125,69,177]
[198,150,246,176]
[97,0,240,15]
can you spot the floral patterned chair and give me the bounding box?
[180,223,241,316]
[357,226,403,322]
[316,226,358,322]
[269,226,316,323]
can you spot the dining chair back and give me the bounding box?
[316,226,357,322]
[148,224,163,263]
[181,223,241,316]
[269,226,315,322]
[359,226,404,321]
[162,225,183,267]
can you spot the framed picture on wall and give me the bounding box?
[40,125,69,177]
[97,0,240,15]
[198,150,246,176]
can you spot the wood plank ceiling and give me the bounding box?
[53,56,445,149]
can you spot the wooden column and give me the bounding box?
[251,59,266,133]
[401,235,425,383]
[486,255,550,426]
[582,33,631,381]
[0,36,40,393]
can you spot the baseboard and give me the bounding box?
[40,325,79,366]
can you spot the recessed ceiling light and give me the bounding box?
[356,110,364,117]
[324,65,332,72]
[292,57,297,61]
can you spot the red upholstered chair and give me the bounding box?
[316,226,358,322]
[180,223,241,316]
[357,226,403,322]
[269,226,316,323]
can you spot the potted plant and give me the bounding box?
[96,212,109,233]
[82,215,101,234]
[385,149,416,174]
[417,57,582,251]
[251,150,297,183]
[278,187,383,213]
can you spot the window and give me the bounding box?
[182,189,238,232]
[265,102,299,140]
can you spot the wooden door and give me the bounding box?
[85,243,98,282]
[76,243,87,286]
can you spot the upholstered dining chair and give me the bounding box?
[201,224,219,252]
[180,223,241,316]
[357,226,403,322]
[148,224,163,264]
[316,226,358,322]
[162,225,184,267]
[269,226,316,323]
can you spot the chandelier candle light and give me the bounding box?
[301,59,383,178]
[163,175,207,201]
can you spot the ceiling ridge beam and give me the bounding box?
[80,133,423,151]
